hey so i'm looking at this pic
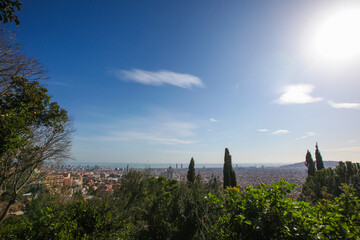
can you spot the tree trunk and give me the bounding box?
[0,197,16,224]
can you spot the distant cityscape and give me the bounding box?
[32,161,335,199]
[64,162,286,169]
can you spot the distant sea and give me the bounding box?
[63,161,283,169]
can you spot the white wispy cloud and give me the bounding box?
[158,121,197,137]
[101,131,196,145]
[324,147,360,153]
[328,100,360,109]
[272,129,290,135]
[258,129,269,132]
[296,131,317,140]
[275,84,323,104]
[112,69,204,89]
[209,118,217,122]
[158,150,217,155]
[49,81,71,87]
[76,118,199,145]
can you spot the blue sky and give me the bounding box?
[9,0,360,165]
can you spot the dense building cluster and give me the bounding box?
[30,164,308,199]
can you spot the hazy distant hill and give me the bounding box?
[280,161,339,169]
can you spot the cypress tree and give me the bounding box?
[315,143,325,170]
[230,166,237,187]
[223,148,230,188]
[187,157,195,183]
[305,150,316,176]
[223,148,237,188]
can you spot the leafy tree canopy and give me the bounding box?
[302,161,360,201]
[0,0,21,25]
[0,76,72,224]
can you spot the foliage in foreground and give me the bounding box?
[0,173,359,240]
[0,0,21,25]
[1,194,128,240]
[209,180,360,240]
[302,161,360,200]
[1,171,222,240]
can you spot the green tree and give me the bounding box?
[223,148,230,188]
[209,181,314,240]
[0,0,21,25]
[305,150,316,176]
[315,143,324,171]
[302,168,339,200]
[0,193,128,239]
[223,148,236,188]
[187,157,195,183]
[174,177,221,240]
[302,161,360,200]
[112,170,222,240]
[0,29,70,224]
[230,167,237,187]
[335,161,360,196]
[0,76,72,224]
[208,180,360,240]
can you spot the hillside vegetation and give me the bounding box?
[1,161,360,240]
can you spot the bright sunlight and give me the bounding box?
[310,6,360,64]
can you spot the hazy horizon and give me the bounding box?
[64,161,283,169]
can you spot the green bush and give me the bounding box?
[1,173,359,240]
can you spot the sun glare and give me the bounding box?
[309,7,360,64]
